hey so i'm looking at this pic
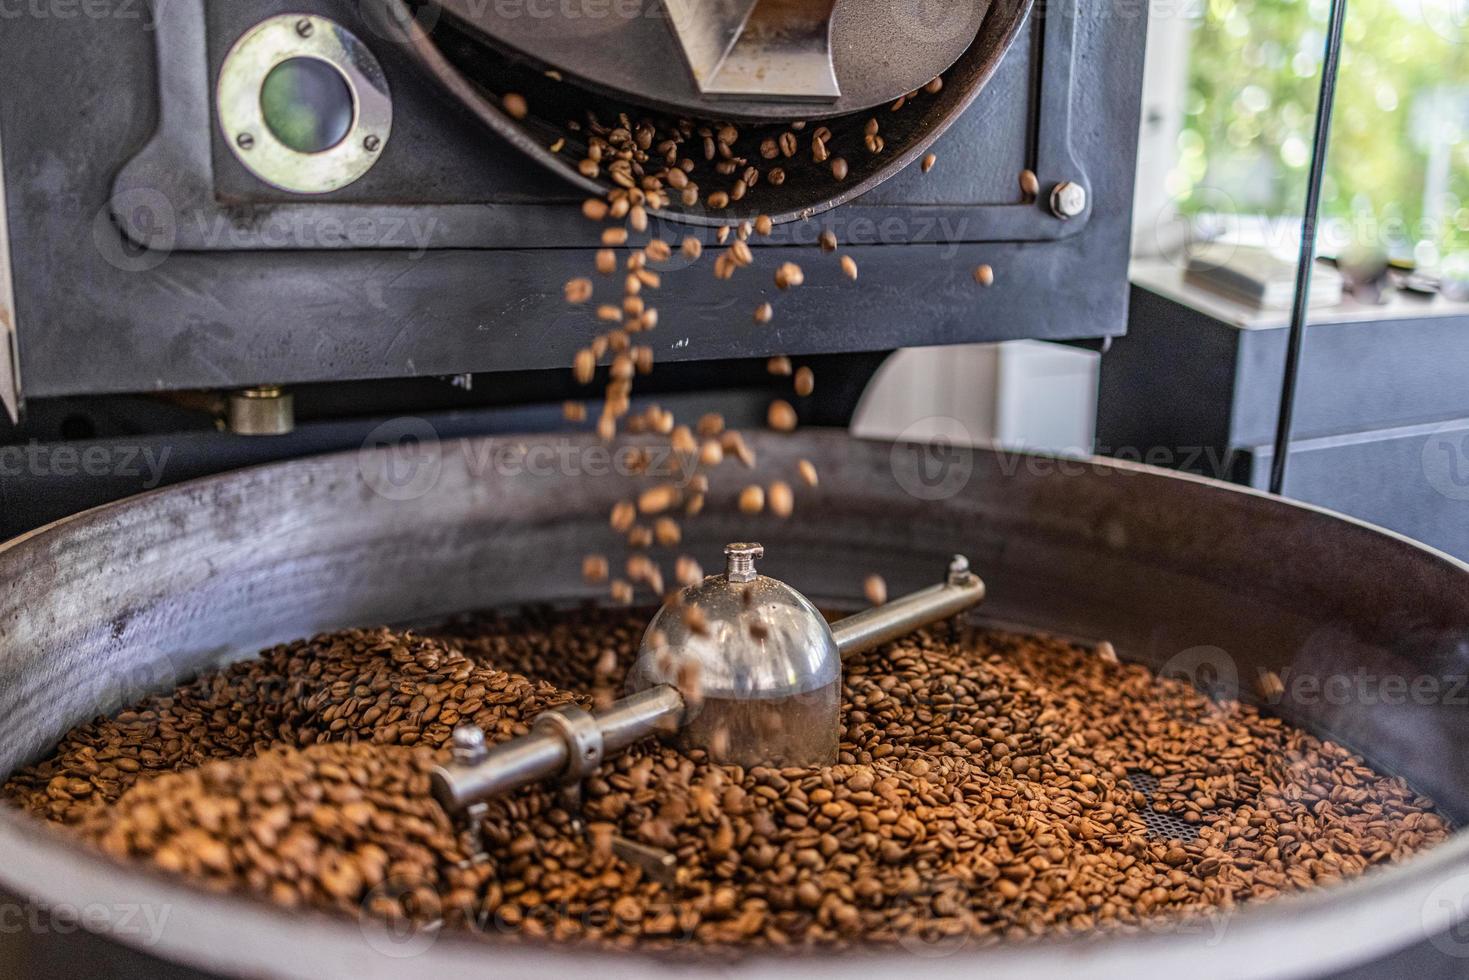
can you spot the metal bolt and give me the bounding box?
[947,554,972,586]
[295,17,314,37]
[451,725,489,766]
[1050,181,1087,220]
[236,132,255,151]
[724,542,764,583]
[363,134,381,152]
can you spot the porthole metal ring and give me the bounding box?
[217,13,392,194]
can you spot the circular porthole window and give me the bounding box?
[218,14,392,194]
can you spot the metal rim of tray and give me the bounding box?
[1,430,1468,978]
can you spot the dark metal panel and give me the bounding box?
[1104,283,1469,454]
[1232,314,1469,446]
[1095,285,1239,466]
[0,1,1145,398]
[1241,417,1469,563]
[144,0,1061,248]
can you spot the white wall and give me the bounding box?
[850,14,1182,454]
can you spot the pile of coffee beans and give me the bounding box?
[4,608,1450,953]
[4,627,577,825]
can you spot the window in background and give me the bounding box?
[1139,0,1469,274]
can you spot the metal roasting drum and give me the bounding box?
[3,431,1469,978]
[376,0,1036,223]
[416,0,992,120]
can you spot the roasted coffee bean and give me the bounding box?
[864,574,888,606]
[767,356,792,377]
[974,264,995,287]
[653,517,681,548]
[753,303,773,325]
[502,93,528,119]
[1256,670,1286,701]
[1020,168,1040,200]
[921,153,937,174]
[796,459,819,487]
[675,556,703,587]
[793,366,814,398]
[767,400,797,433]
[639,483,680,515]
[819,230,838,253]
[721,430,756,468]
[610,499,636,532]
[831,157,849,181]
[738,485,765,514]
[774,263,804,290]
[767,481,794,518]
[9,608,1448,954]
[564,278,593,303]
[573,348,596,384]
[840,255,858,281]
[582,554,609,583]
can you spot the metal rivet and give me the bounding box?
[1050,181,1087,220]
[363,134,381,152]
[295,17,314,37]
[236,132,255,150]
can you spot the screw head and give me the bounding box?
[1050,181,1087,219]
[235,132,255,151]
[724,542,764,583]
[363,134,381,152]
[295,17,314,37]
[451,725,488,764]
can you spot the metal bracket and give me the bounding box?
[531,704,604,783]
[664,0,841,103]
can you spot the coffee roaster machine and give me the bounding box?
[2,2,1469,978]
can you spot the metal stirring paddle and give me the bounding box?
[431,544,985,813]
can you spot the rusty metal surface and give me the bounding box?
[2,430,1469,977]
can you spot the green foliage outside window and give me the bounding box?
[1175,0,1469,262]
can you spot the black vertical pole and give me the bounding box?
[1269,0,1350,496]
